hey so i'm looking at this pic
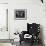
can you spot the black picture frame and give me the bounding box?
[14,9,27,20]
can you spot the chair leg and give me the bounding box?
[30,39,34,46]
[20,41,21,45]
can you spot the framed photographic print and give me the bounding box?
[14,9,27,20]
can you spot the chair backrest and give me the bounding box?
[27,23,40,35]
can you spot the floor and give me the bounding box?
[0,42,43,46]
[0,43,12,46]
[19,41,43,46]
[0,40,43,46]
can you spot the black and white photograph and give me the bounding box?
[14,9,27,20]
[0,0,46,46]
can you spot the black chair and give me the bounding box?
[19,23,40,46]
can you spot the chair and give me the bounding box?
[19,23,40,46]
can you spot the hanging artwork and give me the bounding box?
[14,9,27,20]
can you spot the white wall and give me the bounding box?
[0,4,9,39]
[0,0,8,3]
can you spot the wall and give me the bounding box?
[0,4,9,39]
[0,0,8,3]
[0,0,13,46]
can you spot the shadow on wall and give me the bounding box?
[40,25,45,46]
